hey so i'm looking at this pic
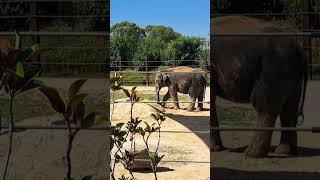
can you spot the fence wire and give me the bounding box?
[1,126,320,133]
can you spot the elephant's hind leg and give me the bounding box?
[186,96,196,111]
[196,92,204,111]
[245,112,277,158]
[274,95,299,155]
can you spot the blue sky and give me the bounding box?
[110,0,209,38]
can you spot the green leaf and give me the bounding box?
[115,123,125,130]
[39,85,66,114]
[16,62,24,77]
[66,93,88,118]
[72,102,85,124]
[156,154,165,164]
[144,122,151,131]
[81,112,96,128]
[2,69,26,91]
[69,79,87,100]
[122,88,130,98]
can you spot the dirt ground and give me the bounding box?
[110,85,210,180]
[1,79,320,180]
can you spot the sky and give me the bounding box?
[110,0,210,38]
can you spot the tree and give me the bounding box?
[133,25,180,70]
[167,36,206,67]
[110,21,145,69]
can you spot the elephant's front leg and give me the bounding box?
[211,86,224,151]
[245,112,277,158]
[169,89,180,110]
[161,90,171,107]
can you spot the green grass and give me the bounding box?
[0,88,106,126]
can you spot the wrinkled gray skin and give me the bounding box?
[155,66,207,111]
[211,16,308,158]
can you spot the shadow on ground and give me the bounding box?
[211,167,320,180]
[227,145,320,158]
[165,113,210,148]
[167,113,320,158]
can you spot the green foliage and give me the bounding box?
[111,21,146,68]
[111,21,207,70]
[73,1,107,31]
[118,174,135,180]
[167,36,206,66]
[282,0,302,29]
[110,73,165,180]
[39,79,98,129]
[39,86,66,114]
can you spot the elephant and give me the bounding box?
[155,66,207,111]
[210,16,308,158]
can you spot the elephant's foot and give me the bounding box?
[274,144,297,156]
[245,144,269,158]
[211,145,226,152]
[186,106,195,112]
[229,145,248,152]
[173,106,180,110]
[245,135,271,158]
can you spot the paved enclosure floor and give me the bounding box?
[213,81,320,180]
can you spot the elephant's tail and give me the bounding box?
[297,45,309,126]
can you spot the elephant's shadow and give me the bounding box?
[211,167,320,180]
[166,113,320,158]
[165,113,210,148]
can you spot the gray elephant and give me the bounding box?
[155,66,207,111]
[211,16,308,158]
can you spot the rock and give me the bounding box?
[131,149,152,170]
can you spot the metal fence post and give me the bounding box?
[303,0,312,80]
[30,1,41,76]
[172,54,176,67]
[117,54,122,71]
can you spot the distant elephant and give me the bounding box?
[211,16,308,158]
[155,66,207,111]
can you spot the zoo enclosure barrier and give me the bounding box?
[0,0,109,76]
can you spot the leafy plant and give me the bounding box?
[110,73,165,180]
[39,79,98,180]
[0,32,43,180]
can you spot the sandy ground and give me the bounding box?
[111,86,210,180]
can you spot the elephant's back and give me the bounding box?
[211,16,295,33]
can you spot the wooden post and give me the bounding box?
[30,1,41,76]
[144,55,149,86]
[302,0,312,80]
